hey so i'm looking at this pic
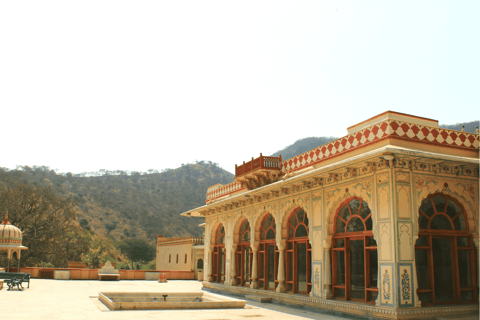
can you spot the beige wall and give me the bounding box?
[156,242,194,272]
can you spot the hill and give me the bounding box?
[439,120,479,134]
[0,161,234,245]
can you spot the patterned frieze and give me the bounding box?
[394,157,479,178]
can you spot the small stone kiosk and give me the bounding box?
[0,212,28,272]
[98,261,120,280]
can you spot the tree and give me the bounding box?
[118,239,156,269]
[0,183,85,267]
[80,234,121,268]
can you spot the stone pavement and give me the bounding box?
[0,279,352,320]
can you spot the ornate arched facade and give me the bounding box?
[185,111,479,319]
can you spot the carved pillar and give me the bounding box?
[6,249,11,273]
[276,241,286,293]
[323,238,333,298]
[207,246,214,282]
[250,245,259,289]
[230,245,237,286]
[474,238,479,288]
[17,250,21,272]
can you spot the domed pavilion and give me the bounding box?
[0,212,28,272]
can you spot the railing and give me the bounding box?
[192,237,204,244]
[206,181,244,203]
[235,153,282,177]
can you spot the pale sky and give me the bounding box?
[1,1,478,175]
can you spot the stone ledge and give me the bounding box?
[244,295,272,303]
[203,281,479,320]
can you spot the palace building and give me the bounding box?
[181,111,479,319]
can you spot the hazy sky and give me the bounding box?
[1,1,478,175]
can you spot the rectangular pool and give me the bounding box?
[99,291,246,310]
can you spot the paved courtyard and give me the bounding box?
[0,279,353,320]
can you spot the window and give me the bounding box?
[185,254,188,264]
[285,208,311,294]
[176,254,178,263]
[236,219,252,286]
[332,198,377,303]
[169,254,171,263]
[258,214,278,290]
[415,193,478,305]
[197,259,204,270]
[212,224,226,283]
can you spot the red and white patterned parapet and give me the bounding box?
[281,120,479,173]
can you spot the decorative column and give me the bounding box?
[207,247,214,282]
[276,241,286,293]
[7,249,11,272]
[250,245,259,289]
[473,238,479,288]
[17,250,21,272]
[230,245,237,286]
[323,238,333,298]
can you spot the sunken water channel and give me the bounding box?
[99,292,247,311]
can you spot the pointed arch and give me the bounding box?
[331,196,377,303]
[212,223,226,283]
[256,212,278,290]
[234,218,252,286]
[285,207,311,294]
[415,192,478,306]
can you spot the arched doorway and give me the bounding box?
[258,213,278,290]
[235,219,252,286]
[332,197,378,303]
[212,224,225,283]
[415,193,478,305]
[285,208,311,294]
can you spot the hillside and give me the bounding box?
[439,120,479,134]
[270,136,337,160]
[0,161,234,245]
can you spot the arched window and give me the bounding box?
[258,214,278,290]
[286,208,311,294]
[332,198,377,303]
[212,224,225,283]
[415,193,478,305]
[197,258,203,270]
[236,219,252,286]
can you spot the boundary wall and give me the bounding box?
[16,267,194,280]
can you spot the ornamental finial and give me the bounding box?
[2,211,8,224]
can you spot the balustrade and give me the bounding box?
[206,181,244,203]
[235,153,282,178]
